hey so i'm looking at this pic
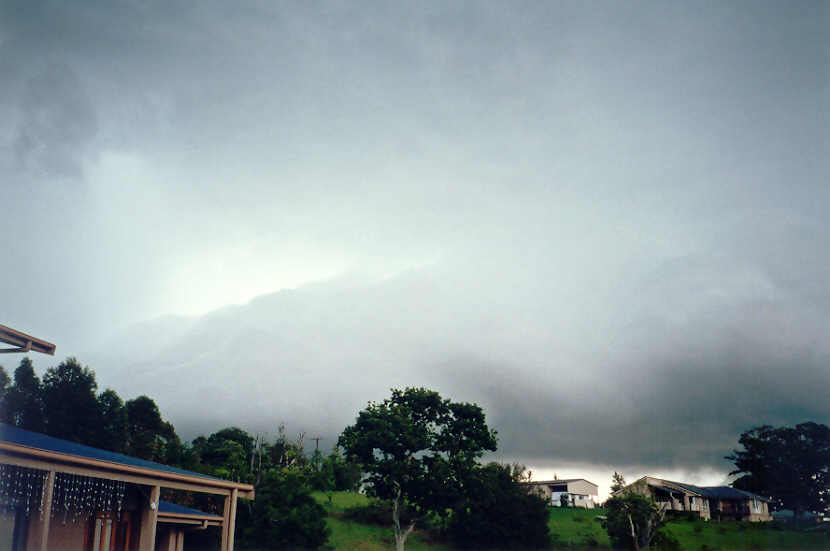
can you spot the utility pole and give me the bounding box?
[309,436,323,451]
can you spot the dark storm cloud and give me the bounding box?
[1,1,828,479]
[11,63,97,179]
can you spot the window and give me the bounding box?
[690,497,696,507]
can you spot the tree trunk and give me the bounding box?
[628,513,639,551]
[391,483,416,551]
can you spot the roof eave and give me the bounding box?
[0,441,254,499]
[0,324,56,355]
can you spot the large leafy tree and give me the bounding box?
[2,357,46,431]
[97,389,129,453]
[726,422,830,520]
[125,395,179,462]
[200,427,256,482]
[0,365,9,401]
[325,446,362,492]
[42,357,105,445]
[339,388,497,551]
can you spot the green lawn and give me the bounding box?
[547,506,611,548]
[312,492,452,551]
[313,493,829,551]
[663,518,829,551]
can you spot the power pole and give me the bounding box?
[309,436,323,451]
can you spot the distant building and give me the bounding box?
[615,476,772,522]
[526,478,598,508]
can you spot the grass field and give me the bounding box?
[546,505,611,548]
[313,492,830,550]
[313,491,452,551]
[662,517,829,551]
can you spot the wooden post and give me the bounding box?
[39,470,56,551]
[138,485,160,551]
[221,493,232,551]
[227,488,239,551]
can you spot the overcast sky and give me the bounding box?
[2,1,828,497]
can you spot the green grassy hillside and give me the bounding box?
[546,506,610,548]
[313,492,451,551]
[314,493,829,551]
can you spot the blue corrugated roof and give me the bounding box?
[656,479,769,502]
[700,486,770,502]
[158,500,219,518]
[0,423,219,482]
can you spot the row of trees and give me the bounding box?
[0,357,360,549]
[0,357,181,463]
[2,358,549,550]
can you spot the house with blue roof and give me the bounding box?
[1,421,254,551]
[0,323,254,551]
[616,476,772,522]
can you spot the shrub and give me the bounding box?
[343,499,395,526]
[237,469,330,550]
[448,463,550,549]
[605,493,665,549]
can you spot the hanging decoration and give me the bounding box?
[52,473,126,524]
[0,464,46,517]
[0,465,126,523]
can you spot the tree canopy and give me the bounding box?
[605,492,666,550]
[611,471,627,493]
[447,462,550,549]
[1,357,46,432]
[339,387,498,551]
[727,422,830,519]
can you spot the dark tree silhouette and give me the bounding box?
[42,357,104,445]
[727,422,830,521]
[2,357,46,431]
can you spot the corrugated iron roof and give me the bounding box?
[647,477,770,502]
[0,423,219,481]
[158,500,219,518]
